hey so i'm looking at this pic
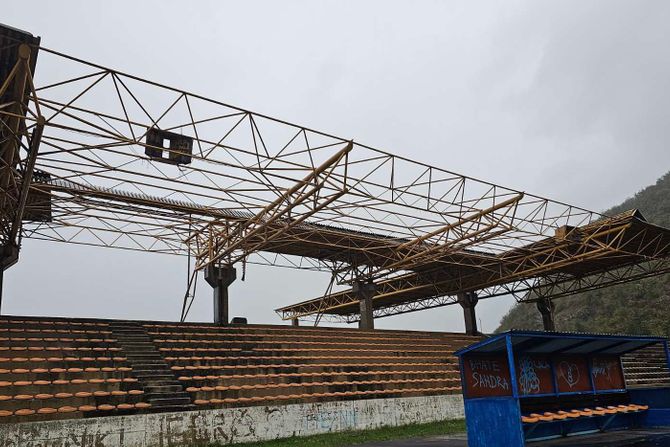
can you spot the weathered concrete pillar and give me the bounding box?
[0,245,18,315]
[457,291,479,335]
[204,264,236,325]
[536,298,556,331]
[291,318,299,327]
[0,266,3,316]
[354,281,376,330]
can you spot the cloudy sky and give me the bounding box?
[3,0,669,333]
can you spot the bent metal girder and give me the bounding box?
[1,42,604,267]
[278,210,670,322]
[0,24,669,320]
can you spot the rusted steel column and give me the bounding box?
[204,264,236,325]
[536,298,556,331]
[354,281,376,330]
[457,292,479,335]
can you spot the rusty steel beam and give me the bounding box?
[0,26,665,322]
[189,141,352,269]
[277,211,670,321]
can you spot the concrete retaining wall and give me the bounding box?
[0,394,464,446]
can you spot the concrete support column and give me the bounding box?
[0,265,3,316]
[0,245,18,315]
[536,298,556,331]
[204,264,236,325]
[354,281,376,330]
[457,291,479,335]
[291,318,299,327]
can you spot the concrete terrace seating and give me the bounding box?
[4,315,670,424]
[622,344,670,388]
[0,317,150,423]
[144,322,477,408]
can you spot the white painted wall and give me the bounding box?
[0,395,464,446]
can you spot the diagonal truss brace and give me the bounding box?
[370,193,523,278]
[189,141,352,269]
[0,43,44,266]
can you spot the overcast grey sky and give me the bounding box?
[3,0,669,333]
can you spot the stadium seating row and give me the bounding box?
[0,317,152,422]
[521,404,649,423]
[142,321,473,409]
[2,315,669,425]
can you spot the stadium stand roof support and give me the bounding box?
[1,23,669,326]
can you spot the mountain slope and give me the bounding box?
[497,171,670,335]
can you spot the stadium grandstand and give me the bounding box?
[1,22,670,445]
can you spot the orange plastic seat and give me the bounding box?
[75,392,93,398]
[15,408,35,416]
[58,406,77,413]
[134,402,151,409]
[93,391,110,397]
[111,390,127,396]
[35,393,54,399]
[194,399,209,405]
[0,410,12,417]
[591,408,606,416]
[37,408,57,414]
[546,411,567,420]
[128,390,144,396]
[557,410,580,419]
[55,392,73,399]
[14,394,33,400]
[616,405,630,413]
[97,404,115,411]
[578,408,594,417]
[596,406,617,415]
[117,403,133,410]
[79,405,97,412]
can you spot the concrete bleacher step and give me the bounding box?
[110,322,194,411]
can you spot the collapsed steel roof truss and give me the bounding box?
[0,28,668,321]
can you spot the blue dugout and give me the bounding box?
[454,330,670,446]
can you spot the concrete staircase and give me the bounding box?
[110,321,193,412]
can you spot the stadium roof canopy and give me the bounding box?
[1,24,669,322]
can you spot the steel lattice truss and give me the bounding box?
[1,27,669,322]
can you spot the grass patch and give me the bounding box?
[211,419,465,447]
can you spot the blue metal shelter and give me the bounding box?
[455,330,670,446]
